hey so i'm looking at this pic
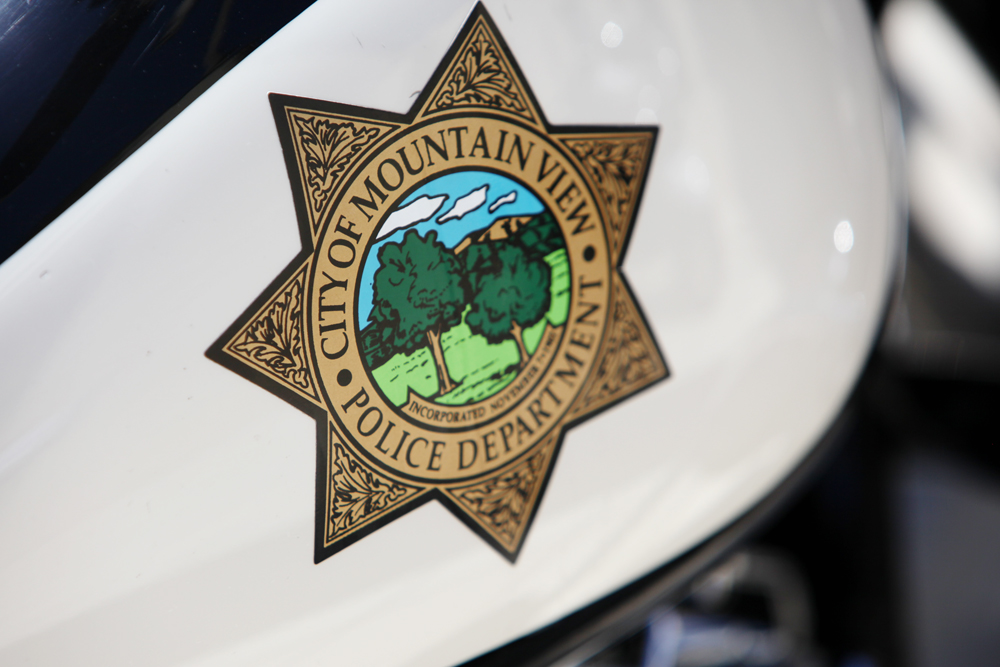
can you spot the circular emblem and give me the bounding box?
[310,117,610,482]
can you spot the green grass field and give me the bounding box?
[371,248,570,406]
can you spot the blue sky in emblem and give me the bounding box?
[357,170,544,328]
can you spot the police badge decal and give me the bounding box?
[208,3,669,563]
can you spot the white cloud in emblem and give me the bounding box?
[376,195,448,240]
[437,185,488,223]
[488,190,517,213]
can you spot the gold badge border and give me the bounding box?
[207,2,670,563]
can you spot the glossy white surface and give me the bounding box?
[0,1,900,665]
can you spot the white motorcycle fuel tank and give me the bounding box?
[0,1,903,665]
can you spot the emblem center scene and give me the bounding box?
[312,117,609,483]
[209,3,668,562]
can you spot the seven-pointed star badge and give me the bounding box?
[208,3,670,563]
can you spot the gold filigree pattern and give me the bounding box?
[563,136,652,260]
[429,23,531,120]
[228,270,315,397]
[291,114,382,229]
[328,432,414,541]
[574,277,668,415]
[455,448,546,547]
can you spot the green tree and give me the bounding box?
[515,211,565,258]
[465,241,551,368]
[371,230,468,395]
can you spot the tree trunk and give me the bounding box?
[510,321,529,369]
[426,327,456,395]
